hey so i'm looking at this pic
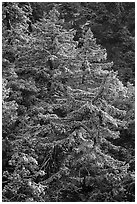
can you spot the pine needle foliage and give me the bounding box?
[2,5,135,202]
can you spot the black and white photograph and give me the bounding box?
[2,1,135,202]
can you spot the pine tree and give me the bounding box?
[2,6,135,202]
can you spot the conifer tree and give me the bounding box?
[2,6,135,202]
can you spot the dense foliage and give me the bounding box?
[28,2,135,85]
[2,3,135,202]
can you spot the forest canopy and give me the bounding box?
[2,2,135,202]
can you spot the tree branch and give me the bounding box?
[92,73,109,105]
